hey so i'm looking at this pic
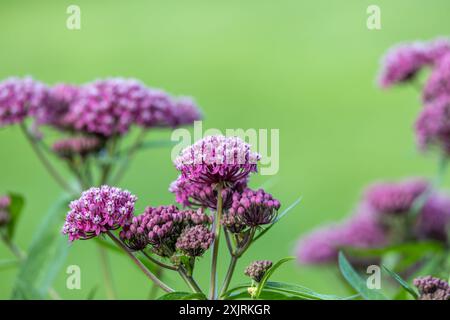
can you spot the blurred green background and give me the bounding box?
[1,0,449,299]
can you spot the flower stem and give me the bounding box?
[20,123,75,194]
[179,266,203,294]
[97,245,117,300]
[106,231,174,293]
[219,255,237,298]
[209,185,223,300]
[141,251,177,271]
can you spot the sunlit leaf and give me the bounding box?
[11,195,71,299]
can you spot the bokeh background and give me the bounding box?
[1,0,449,299]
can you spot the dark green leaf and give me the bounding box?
[382,265,418,299]
[254,197,302,242]
[264,281,345,300]
[11,195,71,299]
[338,252,388,300]
[86,285,99,300]
[6,193,25,239]
[227,289,303,300]
[254,256,294,299]
[157,291,207,300]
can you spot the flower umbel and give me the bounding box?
[62,186,137,241]
[174,135,260,187]
[176,224,214,257]
[413,276,450,300]
[224,188,281,230]
[244,260,272,282]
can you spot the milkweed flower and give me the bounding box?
[413,276,450,300]
[169,175,246,210]
[424,38,450,63]
[41,83,81,129]
[64,78,150,137]
[244,260,272,282]
[415,96,450,155]
[416,193,450,242]
[296,206,386,265]
[62,186,137,241]
[0,77,49,127]
[423,53,450,103]
[120,205,211,256]
[168,97,202,127]
[176,225,214,257]
[224,188,280,229]
[174,136,260,188]
[364,178,428,215]
[52,136,102,159]
[378,43,429,88]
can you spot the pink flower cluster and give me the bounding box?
[0,76,202,137]
[378,38,450,88]
[244,260,273,282]
[52,136,102,159]
[414,276,450,300]
[174,135,260,187]
[296,178,450,265]
[0,77,48,127]
[175,225,214,257]
[62,186,137,241]
[169,175,246,210]
[119,205,212,256]
[364,178,428,215]
[223,188,281,230]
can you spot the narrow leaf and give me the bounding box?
[157,291,207,300]
[254,197,302,242]
[254,256,295,299]
[11,195,71,299]
[382,265,418,299]
[338,251,388,300]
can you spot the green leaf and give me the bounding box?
[254,197,302,242]
[11,195,71,299]
[338,251,388,300]
[254,256,295,299]
[157,291,207,300]
[6,193,25,239]
[227,288,304,300]
[382,265,418,299]
[264,281,346,300]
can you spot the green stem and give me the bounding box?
[219,255,237,298]
[106,231,174,293]
[97,245,117,300]
[179,266,203,294]
[209,185,223,300]
[20,123,75,194]
[141,251,177,271]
